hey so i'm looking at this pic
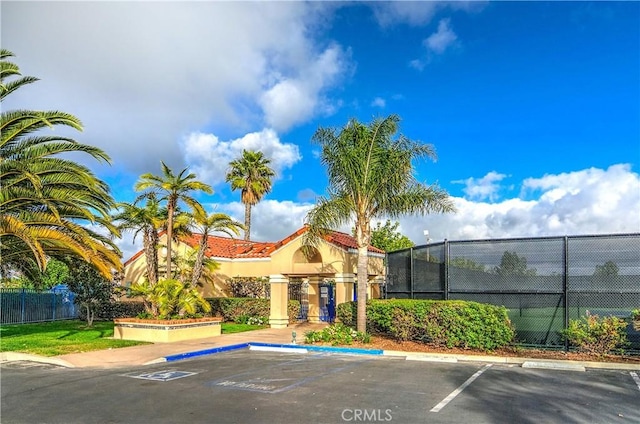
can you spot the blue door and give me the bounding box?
[319,283,335,323]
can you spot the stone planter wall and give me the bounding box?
[113,318,222,343]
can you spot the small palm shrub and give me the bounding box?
[129,279,211,319]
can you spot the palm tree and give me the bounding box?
[189,210,244,286]
[0,49,121,279]
[112,194,166,285]
[304,114,456,332]
[226,150,275,240]
[135,162,212,279]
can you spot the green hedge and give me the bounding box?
[206,297,300,324]
[337,299,515,351]
[79,301,145,321]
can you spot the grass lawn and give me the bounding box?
[0,320,148,356]
[1,320,267,357]
[221,323,267,334]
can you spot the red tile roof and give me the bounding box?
[124,226,384,264]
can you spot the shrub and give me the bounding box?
[336,301,357,327]
[206,297,300,324]
[562,313,629,355]
[80,301,145,321]
[304,323,370,346]
[288,300,301,324]
[340,299,514,351]
[632,309,640,321]
[226,277,269,298]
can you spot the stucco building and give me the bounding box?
[123,226,385,327]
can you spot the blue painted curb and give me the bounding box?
[249,342,384,356]
[162,341,384,363]
[164,343,248,362]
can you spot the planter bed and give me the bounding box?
[113,317,222,343]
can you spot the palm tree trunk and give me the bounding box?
[143,230,158,285]
[166,203,174,279]
[191,237,207,286]
[244,202,251,241]
[355,221,370,333]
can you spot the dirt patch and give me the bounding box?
[345,335,640,364]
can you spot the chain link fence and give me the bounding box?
[386,233,640,351]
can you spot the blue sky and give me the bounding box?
[3,1,639,260]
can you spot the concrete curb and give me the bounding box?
[382,350,640,371]
[0,352,75,368]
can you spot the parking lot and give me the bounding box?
[2,350,639,424]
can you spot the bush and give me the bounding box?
[339,299,515,351]
[78,301,146,321]
[226,277,269,298]
[336,301,357,327]
[632,309,640,321]
[288,300,301,324]
[304,323,370,346]
[562,313,629,355]
[207,297,300,324]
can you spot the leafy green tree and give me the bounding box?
[0,49,121,279]
[367,220,415,252]
[135,162,212,279]
[494,251,536,276]
[226,150,275,240]
[593,260,619,277]
[38,258,70,290]
[64,258,120,326]
[112,194,166,285]
[304,114,455,332]
[189,211,244,286]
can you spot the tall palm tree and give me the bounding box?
[304,114,456,333]
[0,49,121,279]
[189,210,244,286]
[135,162,212,279]
[112,194,166,285]
[226,150,275,240]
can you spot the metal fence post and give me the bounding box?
[52,291,56,321]
[21,288,26,324]
[409,247,414,299]
[444,239,449,300]
[563,236,569,352]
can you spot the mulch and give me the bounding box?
[348,335,640,364]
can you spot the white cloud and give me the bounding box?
[424,19,458,54]
[181,129,301,187]
[399,164,640,244]
[259,44,348,132]
[371,2,441,27]
[371,97,386,108]
[454,171,508,202]
[1,2,345,174]
[372,1,485,27]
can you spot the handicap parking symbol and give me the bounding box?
[124,370,197,382]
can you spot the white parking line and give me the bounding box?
[631,372,640,391]
[430,364,492,413]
